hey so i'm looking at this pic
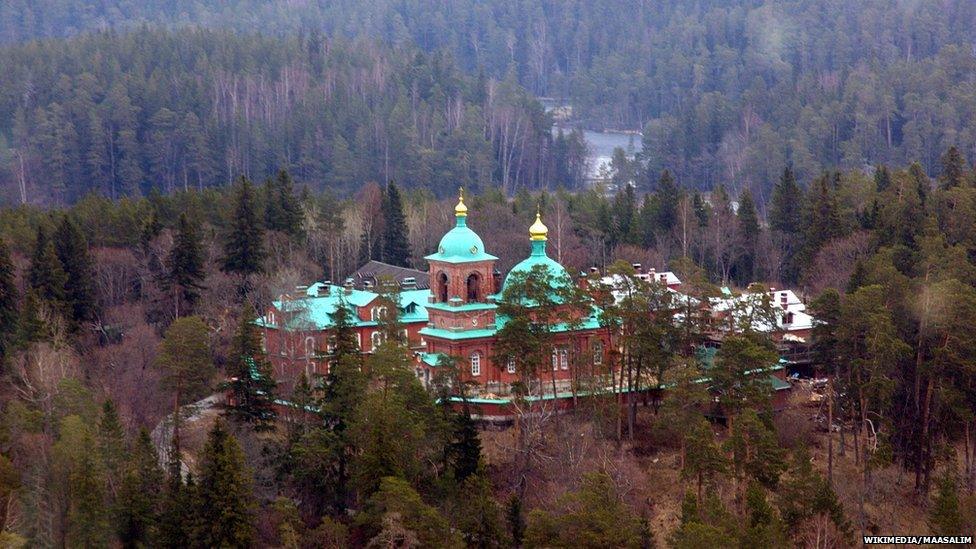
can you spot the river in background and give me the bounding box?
[540,97,642,180]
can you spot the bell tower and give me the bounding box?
[423,189,498,334]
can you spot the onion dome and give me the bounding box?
[503,209,570,290]
[424,187,498,264]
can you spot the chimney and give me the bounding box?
[402,277,417,290]
[343,278,354,295]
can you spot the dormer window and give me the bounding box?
[371,306,389,321]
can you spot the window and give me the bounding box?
[507,357,516,374]
[260,333,267,353]
[552,349,559,371]
[559,348,569,370]
[371,331,384,351]
[304,337,315,357]
[592,340,603,365]
[400,329,409,344]
[371,306,388,321]
[470,352,481,376]
[466,272,481,302]
[437,272,449,303]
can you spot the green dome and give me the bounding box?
[425,216,498,264]
[503,240,571,291]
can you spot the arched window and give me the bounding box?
[437,272,449,303]
[466,272,481,302]
[470,352,481,376]
[371,331,384,351]
[592,340,603,365]
[304,336,315,358]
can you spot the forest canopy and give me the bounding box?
[0,29,570,206]
[2,1,976,196]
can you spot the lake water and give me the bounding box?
[541,98,642,179]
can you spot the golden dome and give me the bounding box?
[529,208,548,241]
[455,187,468,217]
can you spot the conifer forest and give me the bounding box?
[0,1,975,547]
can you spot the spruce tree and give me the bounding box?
[192,420,256,548]
[939,145,967,189]
[656,169,680,233]
[928,473,963,534]
[117,429,163,547]
[165,213,205,318]
[97,400,127,504]
[769,165,803,234]
[448,407,482,482]
[736,189,760,284]
[157,470,195,548]
[53,215,98,325]
[265,170,303,236]
[27,225,67,308]
[222,176,265,278]
[0,238,17,363]
[226,303,277,428]
[873,165,892,192]
[381,182,412,267]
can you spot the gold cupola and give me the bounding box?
[529,207,548,241]
[455,187,468,217]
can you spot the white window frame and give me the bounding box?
[592,340,603,365]
[507,357,516,374]
[304,336,315,358]
[371,331,384,351]
[559,348,569,370]
[470,352,481,376]
[551,349,559,371]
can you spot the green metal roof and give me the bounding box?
[257,284,430,331]
[502,240,571,291]
[419,326,499,340]
[424,216,498,264]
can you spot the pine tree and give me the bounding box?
[939,145,968,189]
[27,225,67,308]
[0,238,17,364]
[381,182,412,267]
[164,213,205,318]
[117,429,163,548]
[53,215,98,325]
[222,176,265,279]
[769,165,803,234]
[192,420,256,548]
[226,303,277,428]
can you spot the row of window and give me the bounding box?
[468,341,603,376]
